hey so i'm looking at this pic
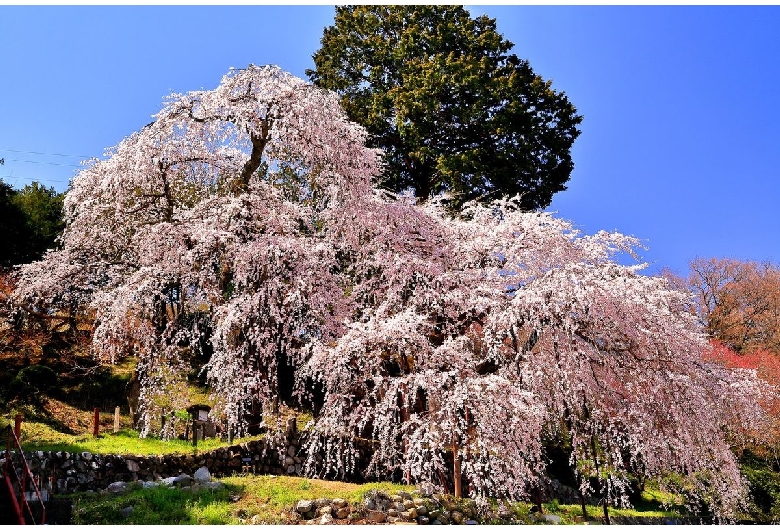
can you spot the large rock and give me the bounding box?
[107,481,128,493]
[193,466,211,483]
[173,473,193,487]
[296,500,314,514]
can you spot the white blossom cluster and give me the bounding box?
[12,66,771,519]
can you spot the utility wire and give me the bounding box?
[4,158,83,168]
[0,148,92,159]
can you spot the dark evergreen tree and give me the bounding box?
[0,180,30,267]
[0,179,64,266]
[308,5,583,212]
[12,182,65,261]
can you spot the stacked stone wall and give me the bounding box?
[3,434,315,495]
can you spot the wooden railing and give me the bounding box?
[2,421,46,525]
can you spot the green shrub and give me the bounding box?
[743,466,780,522]
[6,365,59,403]
[20,364,59,388]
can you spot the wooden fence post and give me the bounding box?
[14,413,22,440]
[93,408,100,437]
[114,407,120,433]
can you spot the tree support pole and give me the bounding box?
[452,438,462,498]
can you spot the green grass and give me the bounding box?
[4,416,690,525]
[548,495,682,525]
[70,475,415,524]
[71,481,236,525]
[68,474,687,525]
[3,420,266,456]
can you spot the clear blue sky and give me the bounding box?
[1,5,778,276]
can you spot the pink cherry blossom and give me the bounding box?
[11,66,771,520]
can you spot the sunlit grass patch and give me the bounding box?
[69,474,414,525]
[222,475,416,523]
[550,501,680,524]
[13,423,265,455]
[71,481,236,525]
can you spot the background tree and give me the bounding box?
[684,258,780,461]
[13,182,65,262]
[687,257,780,354]
[0,180,30,267]
[308,5,582,212]
[0,179,65,267]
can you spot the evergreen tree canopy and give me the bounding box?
[0,179,64,267]
[308,5,583,212]
[0,180,30,268]
[13,182,65,261]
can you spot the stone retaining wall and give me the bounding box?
[2,434,317,496]
[4,431,588,509]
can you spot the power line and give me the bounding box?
[1,175,72,186]
[0,167,73,189]
[4,158,83,168]
[0,148,92,159]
